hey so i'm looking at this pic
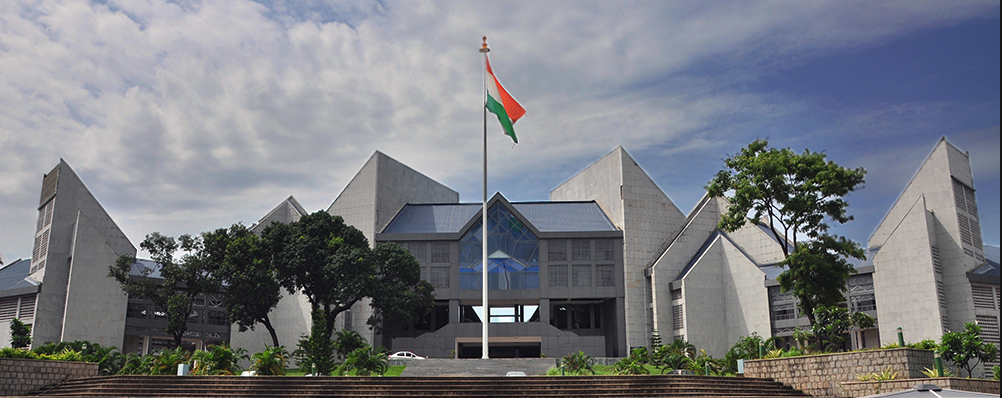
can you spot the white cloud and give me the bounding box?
[1,0,998,259]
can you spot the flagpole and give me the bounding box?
[479,36,490,360]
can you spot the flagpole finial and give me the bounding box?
[480,36,490,53]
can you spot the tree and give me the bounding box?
[263,212,373,338]
[707,139,866,325]
[9,318,31,349]
[109,232,222,348]
[205,224,283,347]
[263,211,432,338]
[810,305,874,352]
[939,322,1000,377]
[365,242,435,338]
[293,308,337,375]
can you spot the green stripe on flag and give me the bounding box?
[486,94,518,144]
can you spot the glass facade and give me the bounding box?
[460,203,540,290]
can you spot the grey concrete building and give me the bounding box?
[2,139,996,374]
[375,193,626,358]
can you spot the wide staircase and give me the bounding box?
[30,374,807,398]
[398,358,555,376]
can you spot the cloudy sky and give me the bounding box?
[1,0,999,262]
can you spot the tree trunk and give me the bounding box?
[262,316,280,348]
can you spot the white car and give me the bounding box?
[388,351,426,359]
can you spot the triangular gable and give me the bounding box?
[456,192,543,239]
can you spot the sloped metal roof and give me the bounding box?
[512,202,617,232]
[0,259,37,292]
[380,201,618,235]
[381,203,481,234]
[969,259,1000,277]
[129,258,164,279]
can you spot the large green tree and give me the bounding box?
[204,224,283,347]
[262,211,433,340]
[109,232,222,348]
[707,139,866,325]
[366,242,435,338]
[263,211,373,337]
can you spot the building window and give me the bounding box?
[596,265,615,287]
[16,295,35,322]
[671,289,682,301]
[207,311,228,326]
[459,203,539,290]
[343,309,352,330]
[672,304,683,330]
[850,294,876,312]
[406,242,427,263]
[972,285,996,310]
[572,240,591,262]
[572,265,592,288]
[430,267,450,289]
[127,303,148,319]
[551,303,601,330]
[595,239,615,261]
[848,274,874,293]
[976,315,1000,367]
[0,297,18,321]
[549,265,568,287]
[431,242,450,263]
[548,240,567,262]
[207,294,225,308]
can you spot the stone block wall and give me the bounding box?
[743,348,933,397]
[840,378,1000,397]
[0,358,99,396]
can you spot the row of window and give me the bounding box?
[423,263,617,290]
[0,295,35,322]
[403,239,617,265]
[126,303,228,326]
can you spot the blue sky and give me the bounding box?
[0,1,998,262]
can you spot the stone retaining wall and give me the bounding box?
[743,348,933,397]
[840,378,1000,397]
[0,358,99,396]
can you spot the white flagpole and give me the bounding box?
[479,36,490,359]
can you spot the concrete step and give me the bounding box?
[36,374,809,397]
[397,358,555,376]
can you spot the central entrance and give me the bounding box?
[456,336,541,359]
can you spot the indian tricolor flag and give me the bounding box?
[485,56,526,143]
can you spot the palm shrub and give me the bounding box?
[613,348,651,375]
[559,351,596,375]
[119,354,156,375]
[339,345,389,376]
[686,349,724,375]
[333,330,366,362]
[151,347,191,375]
[251,346,289,376]
[34,341,125,375]
[656,338,695,374]
[192,344,247,375]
